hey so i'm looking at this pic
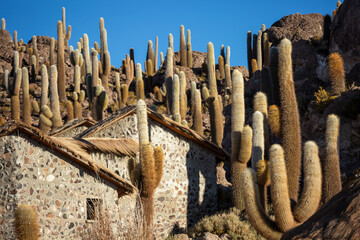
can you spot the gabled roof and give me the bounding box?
[77,105,229,159]
[49,118,96,136]
[0,121,137,194]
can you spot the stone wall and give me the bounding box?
[54,125,89,138]
[89,114,218,239]
[0,134,138,239]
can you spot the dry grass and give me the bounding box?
[188,208,265,240]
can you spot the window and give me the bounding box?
[86,198,102,220]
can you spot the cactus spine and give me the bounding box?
[22,67,31,125]
[15,204,39,240]
[328,52,345,95]
[180,25,187,67]
[57,21,66,102]
[187,29,193,68]
[49,65,63,128]
[278,39,301,201]
[323,114,342,203]
[11,68,22,121]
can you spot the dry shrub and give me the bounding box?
[188,208,265,240]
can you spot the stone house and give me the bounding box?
[0,121,139,239]
[77,106,228,238]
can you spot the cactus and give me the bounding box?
[4,69,9,96]
[180,25,187,67]
[179,71,187,121]
[269,47,280,106]
[278,39,301,201]
[57,21,66,102]
[260,67,274,105]
[66,100,74,121]
[11,68,22,121]
[120,84,129,108]
[268,105,281,138]
[322,114,342,203]
[49,38,55,66]
[226,46,230,66]
[328,52,345,95]
[32,36,39,75]
[101,51,111,89]
[251,59,258,73]
[15,204,39,240]
[172,74,180,122]
[83,34,92,75]
[165,48,173,114]
[160,52,164,66]
[154,36,158,72]
[39,65,50,132]
[14,50,19,72]
[49,65,63,128]
[251,111,264,170]
[62,7,71,48]
[115,73,122,107]
[136,63,145,101]
[247,31,253,77]
[136,100,164,236]
[146,59,153,77]
[153,86,163,102]
[193,89,203,135]
[241,142,322,240]
[146,40,155,70]
[224,64,232,106]
[91,50,100,120]
[257,31,262,71]
[201,84,209,103]
[40,113,52,128]
[22,68,31,125]
[1,18,5,30]
[168,33,174,52]
[13,30,18,51]
[231,69,248,210]
[100,18,108,65]
[191,81,196,116]
[218,56,225,80]
[125,54,134,86]
[256,159,270,211]
[187,29,193,68]
[254,92,270,159]
[73,65,82,118]
[263,32,270,68]
[252,34,258,62]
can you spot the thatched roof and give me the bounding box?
[49,118,96,136]
[77,105,229,160]
[0,121,137,194]
[282,177,360,240]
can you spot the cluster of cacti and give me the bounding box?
[15,204,39,240]
[70,49,85,118]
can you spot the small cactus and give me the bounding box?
[328,52,345,95]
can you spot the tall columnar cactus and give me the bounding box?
[180,25,187,67]
[260,67,274,106]
[1,18,5,30]
[268,105,281,138]
[22,67,31,125]
[83,34,92,75]
[32,36,39,75]
[13,30,18,51]
[226,46,231,66]
[136,63,145,101]
[207,42,224,146]
[193,89,203,135]
[253,34,257,63]
[323,114,342,203]
[57,21,66,102]
[191,81,196,116]
[179,71,187,121]
[218,56,225,80]
[165,48,173,114]
[136,100,164,236]
[172,74,181,123]
[256,159,271,211]
[15,204,39,240]
[263,32,270,68]
[328,52,345,95]
[101,51,111,89]
[72,65,84,118]
[187,29,193,68]
[154,36,158,72]
[115,73,122,107]
[251,59,258,73]
[62,7,71,48]
[120,84,129,108]
[278,38,301,201]
[241,141,322,240]
[11,68,22,121]
[99,18,108,65]
[49,65,63,128]
[30,55,37,82]
[257,31,262,71]
[231,69,250,210]
[39,65,51,132]
[269,47,280,106]
[160,52,164,66]
[251,111,264,170]
[4,69,9,96]
[224,64,232,106]
[125,54,134,86]
[49,37,55,66]
[247,31,253,77]
[146,40,155,71]
[14,50,19,72]
[254,91,270,158]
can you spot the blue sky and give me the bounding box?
[1,0,336,70]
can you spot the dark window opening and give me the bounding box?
[86,198,102,220]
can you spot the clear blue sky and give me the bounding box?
[1,0,336,70]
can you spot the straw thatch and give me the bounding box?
[77,105,229,160]
[0,121,137,194]
[49,118,96,136]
